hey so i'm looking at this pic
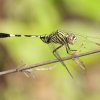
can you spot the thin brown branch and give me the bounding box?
[0,49,100,76]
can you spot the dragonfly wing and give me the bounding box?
[84,34,100,46]
[73,33,100,52]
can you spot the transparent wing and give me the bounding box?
[72,33,100,53]
[68,33,100,72]
[84,34,100,46]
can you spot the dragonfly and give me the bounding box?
[0,30,99,78]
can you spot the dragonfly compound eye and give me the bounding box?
[67,33,77,44]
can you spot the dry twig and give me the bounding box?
[0,49,100,76]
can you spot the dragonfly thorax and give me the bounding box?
[39,31,77,45]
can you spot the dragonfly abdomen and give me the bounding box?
[0,33,40,38]
[0,33,11,38]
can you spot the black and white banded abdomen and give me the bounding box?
[0,33,41,38]
[0,33,11,38]
[0,33,25,38]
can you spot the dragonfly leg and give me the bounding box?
[68,44,77,51]
[65,43,70,54]
[65,43,72,54]
[65,43,77,54]
[72,43,86,71]
[72,53,86,70]
[52,45,73,78]
[65,43,86,71]
[53,45,63,53]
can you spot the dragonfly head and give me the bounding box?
[67,33,77,44]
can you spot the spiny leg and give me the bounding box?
[65,44,85,72]
[66,43,86,71]
[65,43,75,54]
[65,43,70,54]
[52,45,73,78]
[73,43,86,70]
[66,43,77,54]
[72,53,86,70]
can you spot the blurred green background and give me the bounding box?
[0,0,100,100]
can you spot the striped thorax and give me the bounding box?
[40,30,77,45]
